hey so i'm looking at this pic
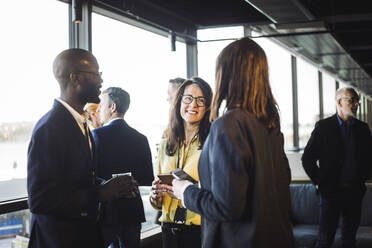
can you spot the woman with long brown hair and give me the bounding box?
[173,37,295,248]
[150,78,212,248]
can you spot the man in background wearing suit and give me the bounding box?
[167,77,185,104]
[302,87,372,248]
[27,49,137,248]
[93,87,154,248]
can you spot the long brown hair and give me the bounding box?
[165,79,213,156]
[211,37,280,130]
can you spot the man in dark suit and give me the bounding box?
[92,87,154,248]
[302,87,372,248]
[27,49,137,248]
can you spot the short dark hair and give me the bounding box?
[102,87,130,116]
[169,77,186,88]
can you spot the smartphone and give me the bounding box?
[157,173,174,185]
[171,168,197,184]
[112,172,132,178]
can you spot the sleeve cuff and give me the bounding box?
[181,181,194,207]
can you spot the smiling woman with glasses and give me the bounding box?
[172,38,295,248]
[150,78,212,248]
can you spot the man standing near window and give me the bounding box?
[27,49,136,248]
[302,87,372,248]
[167,77,185,105]
[93,87,154,248]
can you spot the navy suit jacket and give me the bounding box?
[302,114,372,197]
[27,100,103,248]
[92,119,154,226]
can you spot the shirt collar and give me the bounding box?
[56,98,87,125]
[336,113,354,126]
[104,117,123,126]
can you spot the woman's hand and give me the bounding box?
[172,179,193,201]
[150,179,165,207]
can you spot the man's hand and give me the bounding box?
[98,175,139,202]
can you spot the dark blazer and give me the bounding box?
[302,114,372,197]
[92,119,154,226]
[27,100,103,248]
[183,109,295,248]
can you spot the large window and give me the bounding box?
[92,12,187,231]
[197,27,244,87]
[253,36,293,148]
[322,72,336,118]
[339,80,348,89]
[0,0,68,244]
[92,13,186,160]
[297,58,319,148]
[0,0,68,200]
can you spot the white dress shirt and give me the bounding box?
[56,98,92,150]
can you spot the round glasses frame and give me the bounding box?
[341,97,360,105]
[181,95,206,107]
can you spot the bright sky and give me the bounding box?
[0,0,68,123]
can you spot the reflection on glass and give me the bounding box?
[0,209,30,246]
[0,1,68,201]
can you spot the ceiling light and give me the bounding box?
[273,21,326,34]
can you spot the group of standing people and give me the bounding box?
[26,36,371,248]
[151,38,295,248]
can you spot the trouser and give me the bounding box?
[316,186,365,248]
[161,222,201,248]
[104,223,141,248]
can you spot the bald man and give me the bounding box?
[302,87,372,248]
[27,48,137,248]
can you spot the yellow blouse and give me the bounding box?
[152,136,201,226]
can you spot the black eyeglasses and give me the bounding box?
[76,71,102,77]
[341,97,360,105]
[181,95,206,107]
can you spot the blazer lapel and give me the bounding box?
[76,125,93,163]
[330,114,345,155]
[89,129,98,174]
